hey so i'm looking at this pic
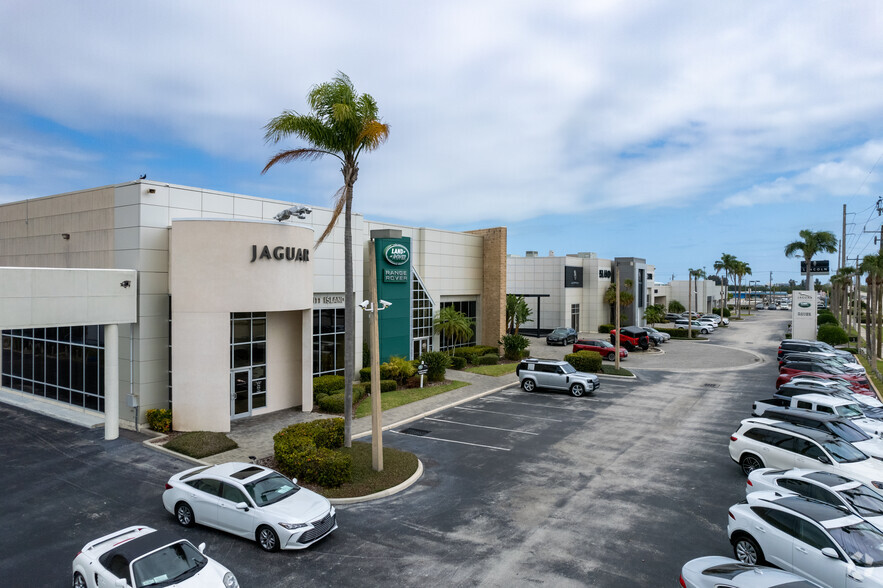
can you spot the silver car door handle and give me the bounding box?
[754,525,767,533]
[796,546,808,553]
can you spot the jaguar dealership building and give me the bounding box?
[0,180,506,434]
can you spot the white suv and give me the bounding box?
[728,417,883,490]
[728,491,883,586]
[516,358,599,397]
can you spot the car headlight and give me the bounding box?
[873,481,883,490]
[278,522,309,530]
[223,572,239,588]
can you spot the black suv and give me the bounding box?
[777,340,854,362]
[546,327,577,346]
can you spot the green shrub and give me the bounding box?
[359,367,371,382]
[380,379,397,392]
[564,350,603,372]
[500,334,530,361]
[712,307,731,317]
[817,313,838,327]
[668,300,685,313]
[273,418,351,487]
[316,385,369,413]
[478,354,499,365]
[381,355,417,385]
[598,324,613,334]
[313,375,346,395]
[145,408,172,433]
[450,356,467,370]
[452,345,497,359]
[818,323,849,346]
[164,431,238,458]
[420,351,450,382]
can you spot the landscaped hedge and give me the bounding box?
[313,375,346,395]
[477,354,499,365]
[817,313,838,327]
[315,380,397,413]
[145,408,172,433]
[598,324,614,334]
[273,418,351,487]
[453,345,498,359]
[656,327,702,339]
[818,323,849,346]
[564,350,603,373]
[450,356,467,370]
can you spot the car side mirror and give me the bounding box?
[235,501,250,511]
[821,547,838,559]
[198,542,206,553]
[817,455,831,464]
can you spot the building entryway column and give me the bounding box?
[104,323,119,440]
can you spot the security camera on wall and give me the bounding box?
[358,300,371,310]
[378,300,392,310]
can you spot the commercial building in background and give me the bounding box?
[0,180,505,433]
[507,252,656,333]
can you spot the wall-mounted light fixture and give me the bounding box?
[120,280,131,288]
[147,188,156,194]
[61,233,70,240]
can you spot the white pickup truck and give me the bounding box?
[752,392,883,437]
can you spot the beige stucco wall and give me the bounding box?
[169,219,313,432]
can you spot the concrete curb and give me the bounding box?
[142,436,210,466]
[329,459,424,506]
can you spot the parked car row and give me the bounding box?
[71,462,338,586]
[701,338,883,587]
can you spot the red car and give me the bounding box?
[776,369,871,394]
[572,339,628,361]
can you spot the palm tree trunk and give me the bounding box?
[866,278,875,362]
[342,166,356,448]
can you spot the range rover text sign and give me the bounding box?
[383,244,410,266]
[250,245,310,262]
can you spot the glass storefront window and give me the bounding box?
[1,326,105,411]
[439,300,477,351]
[313,307,345,376]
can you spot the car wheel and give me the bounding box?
[73,572,87,588]
[606,352,615,361]
[175,502,195,527]
[640,342,649,351]
[257,525,280,552]
[733,534,764,565]
[570,383,585,397]
[739,453,764,476]
[701,328,709,334]
[521,379,536,392]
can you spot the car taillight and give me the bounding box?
[729,510,736,520]
[730,435,738,441]
[746,479,753,486]
[679,574,686,588]
[165,483,172,490]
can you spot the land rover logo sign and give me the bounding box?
[798,302,812,308]
[384,243,410,266]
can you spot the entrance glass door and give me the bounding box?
[231,369,251,418]
[412,337,430,360]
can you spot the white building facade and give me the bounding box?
[0,180,505,433]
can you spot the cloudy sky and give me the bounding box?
[2,1,882,285]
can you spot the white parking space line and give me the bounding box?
[424,417,539,435]
[391,430,511,451]
[483,397,599,410]
[453,406,563,422]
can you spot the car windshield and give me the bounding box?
[835,404,865,418]
[841,485,883,517]
[828,522,883,567]
[551,329,568,335]
[821,439,869,463]
[244,472,301,507]
[561,363,576,374]
[597,341,612,348]
[132,541,206,587]
[828,421,870,442]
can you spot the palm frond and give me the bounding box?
[261,148,333,174]
[359,120,390,151]
[315,186,346,247]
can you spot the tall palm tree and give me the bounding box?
[714,253,738,316]
[832,267,855,327]
[784,230,838,291]
[860,255,883,369]
[505,294,533,334]
[733,261,752,318]
[690,268,707,314]
[262,72,389,447]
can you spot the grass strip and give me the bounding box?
[303,441,419,499]
[354,380,469,418]
[164,431,238,458]
[465,363,518,376]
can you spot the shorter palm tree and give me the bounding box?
[434,306,474,354]
[784,230,838,291]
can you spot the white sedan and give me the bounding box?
[72,525,237,588]
[162,462,337,552]
[680,556,819,587]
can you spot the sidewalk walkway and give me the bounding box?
[199,369,518,465]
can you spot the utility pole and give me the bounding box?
[841,203,846,271]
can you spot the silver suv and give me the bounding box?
[516,358,600,397]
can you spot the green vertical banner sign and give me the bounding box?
[375,237,412,363]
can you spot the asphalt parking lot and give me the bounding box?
[1,312,790,586]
